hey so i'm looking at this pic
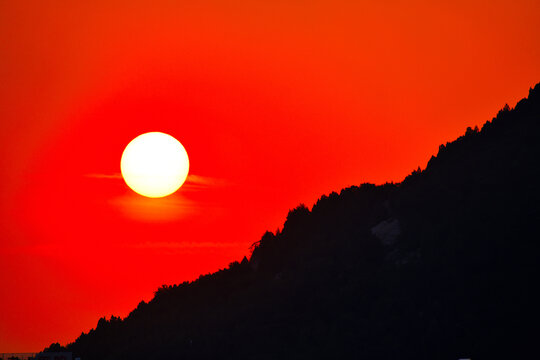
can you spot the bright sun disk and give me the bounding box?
[120,132,189,198]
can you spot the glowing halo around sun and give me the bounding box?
[120,132,190,198]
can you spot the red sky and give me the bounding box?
[1,0,539,352]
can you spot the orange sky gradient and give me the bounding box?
[1,0,539,352]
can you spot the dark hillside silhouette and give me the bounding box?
[50,83,540,359]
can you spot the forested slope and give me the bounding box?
[49,83,540,359]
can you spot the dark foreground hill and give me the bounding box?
[50,83,540,359]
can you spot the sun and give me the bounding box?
[121,132,189,198]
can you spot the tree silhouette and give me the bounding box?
[45,82,540,360]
